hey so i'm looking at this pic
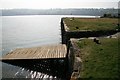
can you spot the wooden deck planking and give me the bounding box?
[1,44,67,60]
[38,47,44,59]
[23,48,32,58]
[55,46,58,58]
[27,48,38,58]
[32,47,40,58]
[40,47,47,58]
[59,45,62,58]
[6,49,20,59]
[58,45,61,58]
[64,45,66,57]
[59,45,62,57]
[15,48,28,58]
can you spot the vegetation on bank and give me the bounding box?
[101,13,118,18]
[77,38,119,78]
[63,18,119,31]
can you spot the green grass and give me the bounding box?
[77,38,119,78]
[64,18,119,31]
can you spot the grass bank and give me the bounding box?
[63,18,119,31]
[77,38,119,78]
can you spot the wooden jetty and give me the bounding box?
[1,44,73,79]
[1,44,67,60]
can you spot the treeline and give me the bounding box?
[1,8,119,16]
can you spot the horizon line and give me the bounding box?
[0,7,119,10]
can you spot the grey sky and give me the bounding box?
[1,0,119,9]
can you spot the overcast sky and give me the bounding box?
[0,0,119,9]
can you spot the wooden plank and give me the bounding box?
[56,46,58,58]
[1,44,67,60]
[4,49,21,59]
[46,49,50,58]
[50,46,54,58]
[15,49,28,58]
[64,45,67,57]
[59,45,61,58]
[40,47,46,59]
[31,48,38,59]
[26,48,37,59]
[35,47,42,59]
[23,48,31,58]
[57,45,60,58]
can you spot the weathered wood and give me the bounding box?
[1,44,67,60]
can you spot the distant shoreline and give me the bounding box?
[1,8,118,16]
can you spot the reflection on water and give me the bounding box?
[14,68,57,79]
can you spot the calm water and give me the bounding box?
[1,15,97,78]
